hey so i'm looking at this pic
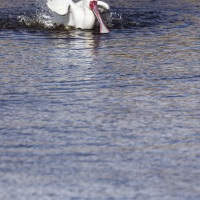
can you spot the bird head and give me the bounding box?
[89,0,110,33]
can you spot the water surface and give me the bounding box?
[0,0,200,199]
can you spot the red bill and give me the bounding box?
[90,0,110,33]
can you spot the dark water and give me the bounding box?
[1,0,200,199]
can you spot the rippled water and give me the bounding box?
[1,0,200,199]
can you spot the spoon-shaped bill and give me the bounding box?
[90,0,110,33]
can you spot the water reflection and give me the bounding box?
[45,30,102,68]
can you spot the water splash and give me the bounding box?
[0,0,169,30]
[15,0,113,30]
[17,0,55,29]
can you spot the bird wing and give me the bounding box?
[97,1,110,12]
[46,0,72,15]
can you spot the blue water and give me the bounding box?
[1,0,200,199]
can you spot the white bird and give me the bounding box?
[46,0,110,33]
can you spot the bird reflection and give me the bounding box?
[45,30,104,73]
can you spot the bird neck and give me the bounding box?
[82,0,91,8]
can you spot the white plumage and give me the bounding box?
[46,0,110,33]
